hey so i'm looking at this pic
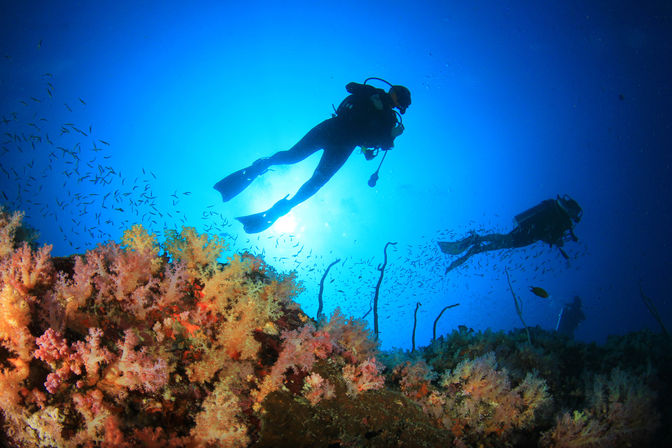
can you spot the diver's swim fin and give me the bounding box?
[214,161,266,202]
[236,197,292,234]
[438,234,478,255]
[438,241,466,255]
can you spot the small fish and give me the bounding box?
[529,286,549,298]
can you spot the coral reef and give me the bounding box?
[1,208,670,447]
[0,210,392,447]
[387,326,669,447]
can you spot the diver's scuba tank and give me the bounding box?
[514,201,551,226]
[514,195,582,228]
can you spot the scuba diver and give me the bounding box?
[555,296,585,338]
[438,195,583,272]
[214,78,412,233]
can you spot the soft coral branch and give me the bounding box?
[2,243,53,294]
[101,329,169,394]
[0,208,24,258]
[72,327,115,386]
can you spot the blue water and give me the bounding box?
[1,0,670,350]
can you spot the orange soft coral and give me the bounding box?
[439,352,550,439]
[1,243,53,294]
[395,352,551,445]
[185,254,292,383]
[0,358,30,415]
[0,280,35,360]
[0,243,52,360]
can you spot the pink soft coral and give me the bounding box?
[302,372,336,405]
[72,327,115,386]
[35,328,75,393]
[253,323,336,408]
[35,328,70,365]
[321,307,378,363]
[100,329,169,395]
[342,357,385,396]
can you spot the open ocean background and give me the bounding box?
[1,0,670,350]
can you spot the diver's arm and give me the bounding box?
[379,111,403,150]
[555,232,571,259]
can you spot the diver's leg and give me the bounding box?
[477,233,515,251]
[214,119,332,202]
[286,144,356,207]
[444,234,513,273]
[261,119,335,167]
[438,232,480,255]
[445,245,480,273]
[236,144,355,233]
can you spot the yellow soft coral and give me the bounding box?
[186,256,288,383]
[401,352,552,442]
[121,224,162,274]
[23,406,67,447]
[164,226,226,273]
[190,377,250,448]
[0,208,24,259]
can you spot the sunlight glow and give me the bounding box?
[274,212,297,234]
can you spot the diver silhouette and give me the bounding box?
[214,78,411,233]
[438,195,583,272]
[555,296,585,338]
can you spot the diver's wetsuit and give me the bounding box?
[254,82,399,207]
[440,199,578,273]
